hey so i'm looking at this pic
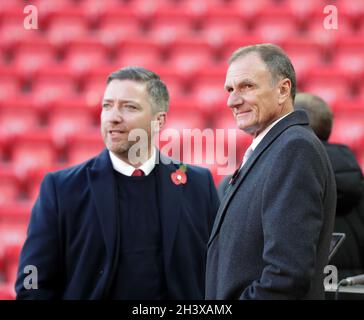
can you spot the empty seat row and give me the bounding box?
[3,0,364,24]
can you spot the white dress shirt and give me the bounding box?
[109,147,157,176]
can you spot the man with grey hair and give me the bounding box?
[16,66,219,299]
[206,44,336,299]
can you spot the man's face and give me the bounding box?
[225,53,286,137]
[101,79,159,160]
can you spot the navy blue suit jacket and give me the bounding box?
[16,149,219,299]
[206,111,337,299]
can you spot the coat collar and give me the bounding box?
[87,149,118,260]
[208,110,309,246]
[155,153,184,266]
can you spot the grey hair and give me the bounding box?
[107,66,169,113]
[229,43,296,101]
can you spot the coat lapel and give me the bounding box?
[208,111,309,246]
[87,149,118,260]
[156,153,184,266]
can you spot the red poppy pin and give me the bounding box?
[171,164,187,185]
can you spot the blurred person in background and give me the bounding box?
[15,67,219,299]
[294,92,364,279]
[206,44,336,299]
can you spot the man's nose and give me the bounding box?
[108,105,123,123]
[227,91,243,109]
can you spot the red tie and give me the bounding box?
[132,169,145,176]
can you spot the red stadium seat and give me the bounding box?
[97,16,141,47]
[148,11,196,44]
[0,168,21,205]
[331,99,364,115]
[0,283,15,300]
[228,0,271,21]
[62,39,109,75]
[0,0,23,14]
[282,39,325,80]
[0,13,33,50]
[159,74,186,101]
[11,132,57,175]
[0,103,40,139]
[0,219,27,278]
[305,15,354,49]
[167,40,215,76]
[80,0,122,21]
[220,35,266,62]
[337,0,364,21]
[31,70,78,108]
[82,75,107,109]
[213,112,253,164]
[115,39,163,69]
[163,108,206,132]
[168,99,200,114]
[0,144,5,162]
[47,13,89,46]
[0,76,21,104]
[0,218,28,289]
[32,0,75,15]
[158,110,213,166]
[181,0,226,18]
[47,105,96,147]
[191,61,228,111]
[125,0,173,21]
[285,0,323,21]
[329,116,364,153]
[200,13,247,48]
[0,206,29,231]
[252,10,300,43]
[332,38,364,80]
[66,131,104,166]
[304,68,353,105]
[12,39,57,76]
[4,259,19,287]
[359,84,364,101]
[213,110,237,130]
[190,79,228,114]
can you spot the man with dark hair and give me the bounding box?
[294,93,333,141]
[206,44,336,299]
[16,66,219,299]
[295,92,364,279]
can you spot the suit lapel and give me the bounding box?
[87,149,118,259]
[156,153,184,266]
[208,111,309,246]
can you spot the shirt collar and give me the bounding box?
[250,112,292,151]
[109,147,156,176]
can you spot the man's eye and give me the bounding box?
[102,104,111,109]
[125,105,137,110]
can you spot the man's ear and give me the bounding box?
[153,112,167,133]
[278,78,291,104]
